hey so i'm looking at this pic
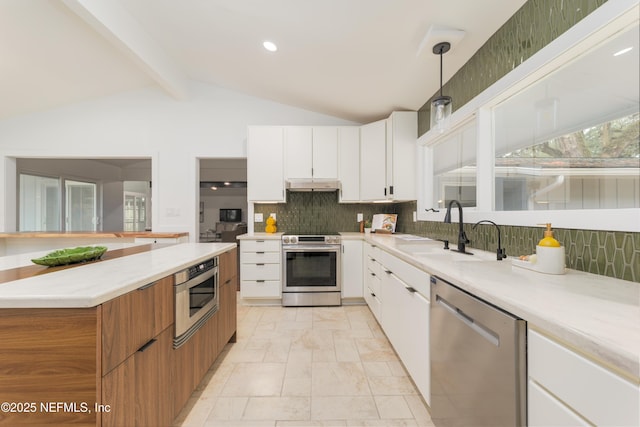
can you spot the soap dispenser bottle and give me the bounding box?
[536,223,565,274]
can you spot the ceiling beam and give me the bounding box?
[62,0,188,100]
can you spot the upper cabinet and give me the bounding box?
[284,126,338,180]
[360,119,387,201]
[247,112,417,203]
[361,111,417,201]
[247,126,286,202]
[338,126,361,202]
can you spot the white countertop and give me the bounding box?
[0,243,236,309]
[356,233,640,381]
[236,232,283,240]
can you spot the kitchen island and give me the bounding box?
[0,242,237,426]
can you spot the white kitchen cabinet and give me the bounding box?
[312,126,338,178]
[247,126,285,202]
[385,111,417,201]
[360,112,417,201]
[338,126,360,202]
[240,238,282,300]
[528,329,639,427]
[341,239,363,299]
[377,252,430,405]
[363,243,383,321]
[360,119,387,201]
[284,126,338,180]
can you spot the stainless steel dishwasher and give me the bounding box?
[430,276,526,427]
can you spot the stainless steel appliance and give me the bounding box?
[430,276,526,427]
[282,234,341,306]
[174,257,218,348]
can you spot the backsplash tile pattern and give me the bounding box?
[395,201,639,283]
[255,197,638,282]
[417,0,607,135]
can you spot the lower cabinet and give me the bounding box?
[528,329,639,427]
[341,239,363,299]
[363,242,431,405]
[218,247,238,349]
[102,327,173,427]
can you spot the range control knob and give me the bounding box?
[290,236,298,244]
[283,236,290,244]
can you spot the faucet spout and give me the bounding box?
[444,200,471,254]
[473,220,507,261]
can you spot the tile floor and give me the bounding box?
[173,299,435,427]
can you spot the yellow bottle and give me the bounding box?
[538,223,560,247]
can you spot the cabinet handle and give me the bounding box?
[256,263,265,266]
[384,269,392,274]
[257,240,265,243]
[225,279,231,285]
[371,292,376,297]
[256,251,265,254]
[405,286,417,293]
[370,272,376,276]
[137,338,157,352]
[389,185,394,195]
[137,281,156,291]
[256,280,265,283]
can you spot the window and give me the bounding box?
[19,174,97,232]
[495,114,639,210]
[19,174,60,231]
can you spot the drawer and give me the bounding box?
[241,263,281,281]
[528,329,639,426]
[528,379,589,426]
[241,239,280,252]
[241,280,281,298]
[241,251,281,264]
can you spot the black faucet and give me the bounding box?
[473,220,507,261]
[444,200,472,255]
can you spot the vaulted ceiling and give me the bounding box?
[0,0,527,123]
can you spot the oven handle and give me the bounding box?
[283,245,340,252]
[174,267,217,293]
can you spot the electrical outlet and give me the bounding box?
[357,213,363,222]
[270,213,276,220]
[413,211,417,222]
[254,213,264,222]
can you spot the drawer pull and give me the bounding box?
[225,279,231,284]
[257,240,265,243]
[137,338,157,353]
[256,280,265,283]
[371,292,376,297]
[370,272,376,276]
[137,281,156,291]
[384,269,392,274]
[256,251,265,254]
[405,286,417,293]
[256,263,265,266]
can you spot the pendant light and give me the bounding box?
[430,42,452,133]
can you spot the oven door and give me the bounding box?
[282,245,341,293]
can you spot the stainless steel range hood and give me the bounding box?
[286,178,341,192]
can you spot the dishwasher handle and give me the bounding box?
[436,295,500,347]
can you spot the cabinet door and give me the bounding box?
[102,354,135,427]
[102,275,173,375]
[135,327,173,427]
[341,240,363,298]
[218,248,238,349]
[360,119,387,201]
[284,126,313,179]
[247,126,285,202]
[312,126,338,179]
[338,126,360,202]
[387,111,417,200]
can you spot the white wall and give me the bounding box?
[0,80,357,239]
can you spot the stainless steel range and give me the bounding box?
[282,234,341,306]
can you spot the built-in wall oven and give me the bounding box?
[282,234,341,306]
[174,257,218,348]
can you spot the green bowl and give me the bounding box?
[31,246,108,267]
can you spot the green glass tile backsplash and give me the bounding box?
[255,197,639,283]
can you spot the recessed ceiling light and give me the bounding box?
[210,186,218,191]
[263,40,278,52]
[224,181,231,186]
[614,47,633,56]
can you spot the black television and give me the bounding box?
[219,208,242,222]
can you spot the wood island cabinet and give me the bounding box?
[0,247,239,427]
